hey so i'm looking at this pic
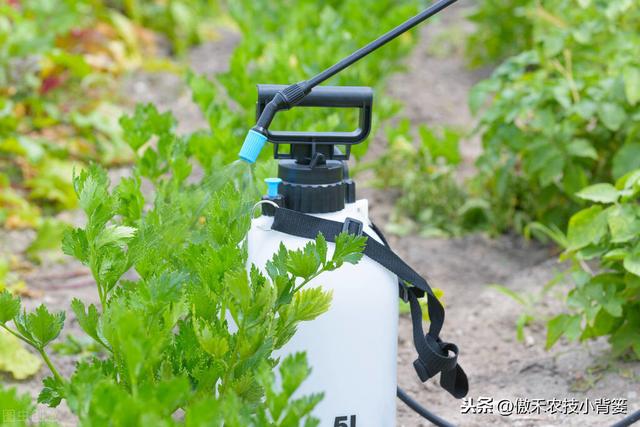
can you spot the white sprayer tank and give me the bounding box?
[247,199,399,427]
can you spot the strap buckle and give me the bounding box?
[399,281,410,302]
[342,217,363,236]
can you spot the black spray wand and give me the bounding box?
[238,0,459,163]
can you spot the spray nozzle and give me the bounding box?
[239,129,268,163]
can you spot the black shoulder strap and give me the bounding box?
[271,208,468,399]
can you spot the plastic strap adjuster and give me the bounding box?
[399,281,410,302]
[342,217,363,236]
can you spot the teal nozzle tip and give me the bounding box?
[239,129,268,163]
[265,177,282,197]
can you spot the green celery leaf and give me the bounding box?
[331,232,367,267]
[71,299,103,347]
[15,305,65,348]
[286,243,321,280]
[38,376,65,408]
[315,233,327,265]
[291,287,332,322]
[279,352,310,399]
[0,290,21,324]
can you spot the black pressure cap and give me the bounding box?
[277,159,353,213]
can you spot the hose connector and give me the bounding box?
[238,128,268,163]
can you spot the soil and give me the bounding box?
[2,3,638,426]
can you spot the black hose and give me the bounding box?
[397,387,456,427]
[611,409,640,427]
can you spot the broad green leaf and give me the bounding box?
[0,329,41,379]
[623,66,640,106]
[610,310,640,358]
[576,183,619,203]
[597,103,627,131]
[566,206,606,251]
[607,205,640,243]
[623,248,640,277]
[616,169,640,191]
[546,314,581,349]
[603,248,629,261]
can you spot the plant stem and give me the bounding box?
[0,323,35,348]
[1,324,65,384]
[292,266,329,294]
[37,347,65,385]
[97,285,106,312]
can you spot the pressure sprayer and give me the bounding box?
[239,1,465,426]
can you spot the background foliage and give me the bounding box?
[542,170,640,359]
[463,0,640,357]
[470,0,640,233]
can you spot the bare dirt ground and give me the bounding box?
[2,3,638,426]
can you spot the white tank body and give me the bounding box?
[247,199,399,427]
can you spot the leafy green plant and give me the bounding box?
[470,0,640,234]
[187,0,423,165]
[0,104,367,425]
[465,0,535,67]
[367,120,488,237]
[542,170,640,359]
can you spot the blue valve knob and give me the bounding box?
[265,178,282,197]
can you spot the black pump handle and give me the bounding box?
[256,84,372,145]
